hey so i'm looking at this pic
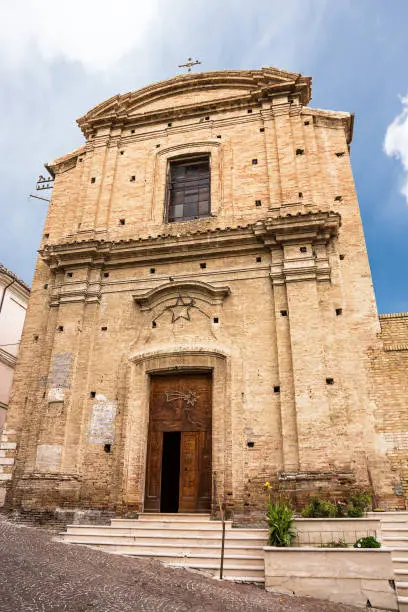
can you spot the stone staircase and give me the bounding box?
[377,512,408,612]
[60,513,268,583]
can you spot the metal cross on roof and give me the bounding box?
[178,57,201,73]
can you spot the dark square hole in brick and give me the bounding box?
[247,109,253,114]
[119,219,125,225]
[296,148,304,155]
[91,177,96,183]
[334,195,343,201]
[33,335,39,342]
[200,262,207,269]
[42,391,46,399]
[78,158,83,162]
[57,325,64,332]
[339,254,345,260]
[120,150,124,155]
[247,441,255,448]
[213,317,219,324]
[299,192,303,198]
[256,256,262,263]
[66,272,73,278]
[280,310,288,317]
[104,444,111,453]
[101,326,108,331]
[156,144,160,148]
[252,159,258,165]
[167,123,172,127]
[255,200,262,207]
[205,116,210,121]
[44,284,48,289]
[131,129,135,134]
[44,233,49,239]
[90,391,96,398]
[152,321,157,328]
[336,152,345,157]
[150,268,156,274]
[274,385,280,393]
[103,272,109,278]
[300,247,307,253]
[130,175,136,182]
[217,135,221,139]
[304,121,310,126]
[260,127,265,132]
[336,308,343,316]
[326,378,334,385]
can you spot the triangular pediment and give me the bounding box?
[77,67,311,136]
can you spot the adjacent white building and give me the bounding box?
[0,265,30,430]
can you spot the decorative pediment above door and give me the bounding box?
[133,280,230,328]
[133,280,230,312]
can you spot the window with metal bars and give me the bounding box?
[166,155,210,222]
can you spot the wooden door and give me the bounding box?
[145,372,212,512]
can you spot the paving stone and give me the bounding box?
[0,516,359,612]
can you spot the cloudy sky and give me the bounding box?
[0,0,407,313]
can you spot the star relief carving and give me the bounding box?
[168,294,195,322]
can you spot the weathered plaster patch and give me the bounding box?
[35,444,62,472]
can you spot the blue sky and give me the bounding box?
[0,0,407,313]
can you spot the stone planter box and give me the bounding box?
[293,517,381,547]
[264,547,398,610]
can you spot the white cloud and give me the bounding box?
[384,95,408,204]
[0,0,159,72]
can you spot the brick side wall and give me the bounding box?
[371,314,408,505]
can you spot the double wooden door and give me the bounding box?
[144,372,212,513]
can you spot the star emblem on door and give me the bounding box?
[168,294,195,322]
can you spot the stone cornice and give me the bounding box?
[253,210,341,245]
[40,211,341,273]
[77,68,311,137]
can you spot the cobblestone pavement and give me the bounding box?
[0,516,360,612]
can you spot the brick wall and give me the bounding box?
[3,68,404,519]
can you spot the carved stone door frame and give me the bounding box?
[122,348,231,514]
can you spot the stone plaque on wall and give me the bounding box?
[88,400,117,444]
[49,352,72,389]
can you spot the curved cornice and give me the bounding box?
[133,280,231,311]
[77,67,311,137]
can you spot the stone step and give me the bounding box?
[61,533,267,548]
[382,527,408,534]
[398,595,408,612]
[137,513,212,522]
[391,558,408,569]
[391,549,408,562]
[60,538,264,557]
[110,520,232,530]
[396,582,408,598]
[394,569,408,579]
[381,537,408,548]
[64,524,267,539]
[164,562,264,580]
[114,551,264,568]
[369,512,408,520]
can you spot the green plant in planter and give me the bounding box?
[301,496,338,518]
[264,482,296,547]
[353,536,381,548]
[326,539,348,548]
[347,491,372,518]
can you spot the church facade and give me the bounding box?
[2,67,408,519]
